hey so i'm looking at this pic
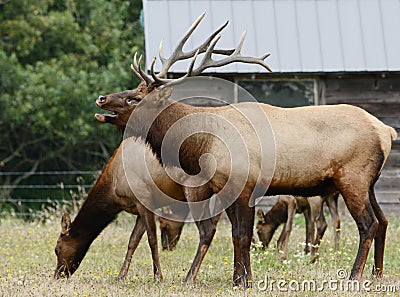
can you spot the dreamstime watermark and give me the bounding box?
[257,269,399,293]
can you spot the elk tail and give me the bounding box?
[388,126,397,141]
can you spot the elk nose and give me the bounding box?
[96,95,107,105]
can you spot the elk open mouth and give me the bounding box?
[94,111,118,123]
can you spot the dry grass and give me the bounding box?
[0,208,399,296]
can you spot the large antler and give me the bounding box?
[131,12,234,88]
[132,12,272,88]
[161,32,271,88]
[157,12,234,78]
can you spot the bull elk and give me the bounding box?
[53,137,213,280]
[96,13,397,287]
[256,193,340,261]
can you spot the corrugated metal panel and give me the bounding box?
[381,0,400,70]
[359,0,387,70]
[316,0,344,71]
[143,0,400,73]
[295,1,323,71]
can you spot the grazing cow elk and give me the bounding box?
[53,138,211,280]
[96,110,190,252]
[256,193,340,260]
[96,14,397,286]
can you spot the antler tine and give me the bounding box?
[163,49,200,88]
[130,53,147,85]
[150,56,172,87]
[192,34,220,75]
[191,31,272,75]
[234,31,246,54]
[157,12,205,77]
[159,40,166,65]
[133,53,154,85]
[187,49,199,76]
[182,20,231,59]
[191,34,222,76]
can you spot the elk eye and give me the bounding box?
[55,247,59,256]
[126,98,139,105]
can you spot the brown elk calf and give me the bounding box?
[256,193,340,261]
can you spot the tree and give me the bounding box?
[0,0,144,202]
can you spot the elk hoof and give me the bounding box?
[372,265,383,278]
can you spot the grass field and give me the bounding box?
[0,207,399,296]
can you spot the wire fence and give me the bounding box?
[1,169,399,218]
[0,170,100,218]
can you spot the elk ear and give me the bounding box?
[257,209,265,224]
[61,212,71,236]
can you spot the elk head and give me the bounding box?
[159,216,185,251]
[256,208,279,249]
[95,83,149,132]
[54,213,85,279]
[95,12,271,131]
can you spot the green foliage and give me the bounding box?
[0,0,144,200]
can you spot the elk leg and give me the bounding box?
[326,192,341,253]
[340,187,378,280]
[225,202,243,287]
[311,205,327,262]
[303,207,314,254]
[184,213,221,283]
[368,187,388,277]
[236,197,255,288]
[117,215,146,280]
[139,205,163,281]
[276,199,296,258]
[183,184,217,283]
[276,227,287,252]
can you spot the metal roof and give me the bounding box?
[142,0,400,74]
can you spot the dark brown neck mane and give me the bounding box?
[69,149,122,253]
[128,100,206,175]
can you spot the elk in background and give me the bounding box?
[158,205,187,251]
[96,13,397,287]
[256,193,340,261]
